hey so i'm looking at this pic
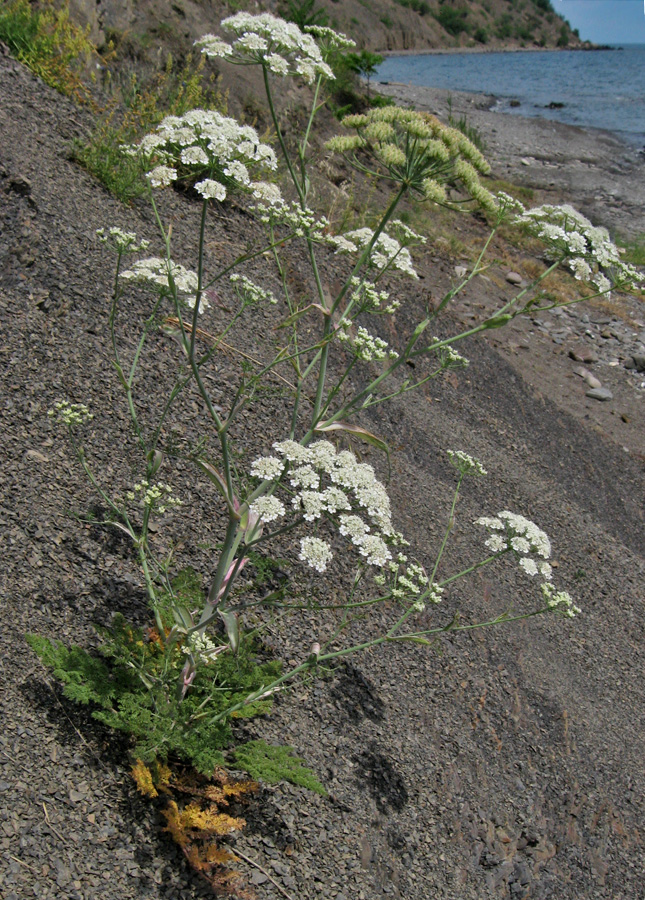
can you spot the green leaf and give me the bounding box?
[218,608,240,654]
[231,740,327,795]
[276,303,328,329]
[483,314,513,329]
[315,420,388,454]
[26,634,116,708]
[195,459,238,513]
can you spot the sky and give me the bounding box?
[558,1,645,43]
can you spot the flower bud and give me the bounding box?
[148,449,163,477]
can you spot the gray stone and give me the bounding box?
[573,366,601,389]
[506,271,523,285]
[586,387,613,401]
[569,346,598,364]
[632,354,645,372]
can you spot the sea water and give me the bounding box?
[376,45,645,147]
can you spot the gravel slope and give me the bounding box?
[1,49,644,900]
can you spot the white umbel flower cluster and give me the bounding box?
[447,450,487,477]
[127,109,277,197]
[540,583,581,618]
[475,510,552,580]
[183,631,225,663]
[249,495,286,523]
[120,257,209,313]
[230,273,278,305]
[515,204,642,296]
[195,179,227,201]
[96,227,149,255]
[250,456,285,480]
[248,440,406,574]
[339,325,397,362]
[348,278,398,314]
[252,197,329,240]
[328,227,419,279]
[299,536,333,572]
[196,14,347,84]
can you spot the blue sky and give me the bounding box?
[559,1,645,43]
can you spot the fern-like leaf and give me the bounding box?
[26,634,116,708]
[231,740,327,795]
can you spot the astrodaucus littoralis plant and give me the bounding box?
[30,10,643,895]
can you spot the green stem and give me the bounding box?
[263,65,304,202]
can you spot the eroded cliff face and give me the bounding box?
[66,0,583,56]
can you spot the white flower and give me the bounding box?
[331,227,419,279]
[306,441,336,472]
[338,514,370,544]
[184,631,224,664]
[519,557,539,576]
[299,537,333,572]
[196,14,337,86]
[195,34,233,58]
[48,400,93,427]
[180,146,209,166]
[485,535,507,553]
[249,495,286,523]
[351,326,392,362]
[250,181,283,205]
[96,227,149,254]
[515,203,643,294]
[476,516,503,529]
[250,456,284,480]
[120,258,209,312]
[304,25,355,50]
[356,534,391,567]
[230,274,278,305]
[447,450,487,477]
[147,165,177,188]
[293,490,327,521]
[426,582,443,604]
[273,439,311,463]
[129,480,182,513]
[322,486,351,513]
[510,536,530,554]
[497,510,551,558]
[290,465,320,490]
[195,179,227,201]
[130,109,277,193]
[223,159,250,185]
[266,53,289,75]
[541,582,580,617]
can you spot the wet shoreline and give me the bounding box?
[374,80,645,237]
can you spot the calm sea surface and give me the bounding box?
[376,45,645,147]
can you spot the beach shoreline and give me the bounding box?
[374,80,645,237]
[380,43,606,57]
